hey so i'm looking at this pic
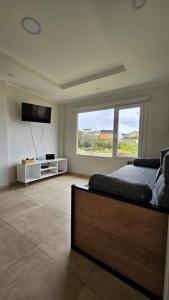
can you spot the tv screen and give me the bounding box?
[22,102,51,123]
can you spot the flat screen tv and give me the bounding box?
[22,102,51,123]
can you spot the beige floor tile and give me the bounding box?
[58,175,88,186]
[43,175,88,188]
[0,247,83,300]
[0,197,22,215]
[38,223,94,283]
[0,217,6,228]
[21,187,70,209]
[60,250,95,284]
[86,265,150,300]
[29,188,70,205]
[35,180,86,216]
[77,286,103,300]
[0,198,42,222]
[38,221,71,257]
[25,184,72,215]
[9,205,69,245]
[0,175,150,300]
[0,224,35,272]
[47,195,71,215]
[0,189,18,201]
[23,192,58,205]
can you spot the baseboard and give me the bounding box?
[9,181,22,187]
[0,184,10,191]
[68,171,90,179]
[0,181,23,190]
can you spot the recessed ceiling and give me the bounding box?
[61,65,126,89]
[0,0,169,102]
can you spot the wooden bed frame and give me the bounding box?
[71,185,169,300]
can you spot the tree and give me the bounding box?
[78,130,99,149]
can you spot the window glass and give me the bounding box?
[117,107,140,157]
[77,109,114,157]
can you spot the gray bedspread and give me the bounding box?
[89,165,157,203]
[110,165,157,190]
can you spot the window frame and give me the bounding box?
[76,101,145,159]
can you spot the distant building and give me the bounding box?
[99,130,113,141]
[82,129,92,132]
[121,131,139,139]
[92,130,100,134]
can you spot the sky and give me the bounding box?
[78,107,140,134]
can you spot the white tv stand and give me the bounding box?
[17,158,67,184]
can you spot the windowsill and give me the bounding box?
[76,153,136,160]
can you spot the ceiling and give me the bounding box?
[0,0,169,102]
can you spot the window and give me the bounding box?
[117,107,140,157]
[76,103,143,158]
[77,109,114,157]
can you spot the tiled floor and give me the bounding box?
[0,174,150,300]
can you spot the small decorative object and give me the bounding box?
[22,158,35,165]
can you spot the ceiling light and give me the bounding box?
[21,17,41,35]
[132,0,147,9]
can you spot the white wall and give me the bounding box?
[63,83,169,176]
[0,81,8,186]
[1,80,169,185]
[7,86,60,184]
[0,80,60,186]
